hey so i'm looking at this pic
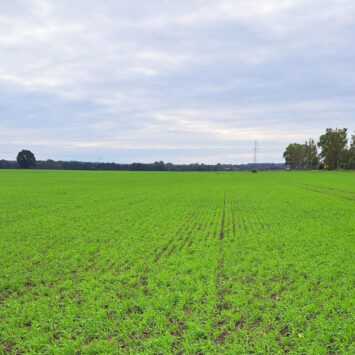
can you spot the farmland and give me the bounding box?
[0,170,354,354]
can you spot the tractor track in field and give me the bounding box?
[212,194,226,240]
[220,191,226,240]
[216,191,227,293]
[303,184,355,195]
[214,193,231,342]
[296,185,355,202]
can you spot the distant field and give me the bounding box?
[0,170,354,354]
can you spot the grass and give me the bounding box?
[0,170,354,354]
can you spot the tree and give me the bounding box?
[283,143,305,169]
[303,138,318,169]
[350,134,355,169]
[342,133,355,169]
[17,150,36,169]
[317,128,348,169]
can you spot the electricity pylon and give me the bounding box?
[253,140,258,165]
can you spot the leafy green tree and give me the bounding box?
[350,134,355,169]
[342,133,355,169]
[283,143,305,169]
[317,128,348,169]
[17,150,36,169]
[303,138,318,169]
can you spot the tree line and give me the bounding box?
[283,128,355,170]
[3,129,354,172]
[0,151,284,171]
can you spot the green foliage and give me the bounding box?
[284,129,355,170]
[0,171,354,353]
[341,134,355,169]
[283,143,305,169]
[16,150,36,169]
[317,128,348,169]
[303,138,318,168]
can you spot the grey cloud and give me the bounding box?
[0,0,354,163]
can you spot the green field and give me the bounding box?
[0,170,354,354]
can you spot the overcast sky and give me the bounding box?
[0,0,354,164]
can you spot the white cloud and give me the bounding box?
[0,0,354,163]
